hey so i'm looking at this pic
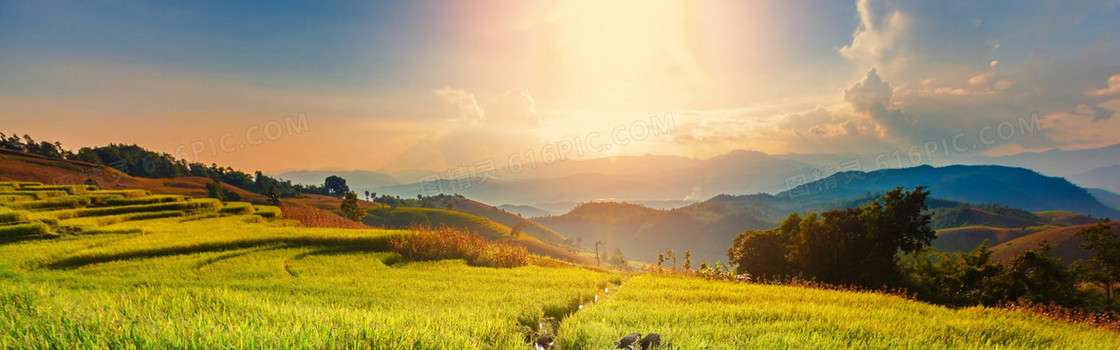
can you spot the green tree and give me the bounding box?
[1000,241,1080,307]
[340,191,365,222]
[324,175,349,198]
[266,185,282,207]
[900,241,1004,306]
[206,176,225,201]
[786,187,932,287]
[729,228,793,281]
[1073,222,1120,307]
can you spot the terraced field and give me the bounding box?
[0,182,610,349]
[2,181,1118,349]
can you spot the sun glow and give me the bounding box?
[540,0,705,113]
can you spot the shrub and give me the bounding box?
[282,205,367,229]
[389,226,529,268]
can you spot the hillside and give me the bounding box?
[1088,188,1120,212]
[535,202,773,263]
[779,165,1120,218]
[4,189,1116,348]
[990,221,1120,264]
[441,196,568,244]
[1070,165,1120,194]
[362,206,591,264]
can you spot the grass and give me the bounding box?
[0,181,1117,349]
[364,206,514,240]
[558,274,1120,349]
[0,215,607,349]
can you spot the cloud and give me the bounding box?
[432,86,485,125]
[835,0,1120,152]
[396,87,543,170]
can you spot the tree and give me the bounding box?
[612,247,627,269]
[1073,222,1120,307]
[729,228,793,281]
[341,191,365,222]
[1000,241,1080,307]
[510,221,524,236]
[666,249,676,269]
[324,175,349,198]
[266,185,282,206]
[364,190,370,202]
[657,253,665,268]
[684,250,692,270]
[900,241,1004,306]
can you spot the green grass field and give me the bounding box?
[1,181,1118,349]
[559,274,1120,349]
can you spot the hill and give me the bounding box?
[990,221,1120,264]
[4,189,1116,348]
[1087,188,1120,212]
[779,165,1120,218]
[497,204,552,218]
[535,202,773,264]
[965,143,1120,177]
[362,206,591,264]
[440,196,568,244]
[1069,165,1120,194]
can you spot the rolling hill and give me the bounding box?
[990,221,1120,265]
[779,165,1120,218]
[535,202,773,264]
[0,149,590,264]
[362,206,591,264]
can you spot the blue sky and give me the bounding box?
[2,0,1119,172]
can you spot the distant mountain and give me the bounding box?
[275,170,400,188]
[1069,165,1120,194]
[1087,188,1120,212]
[779,165,1120,219]
[370,150,817,207]
[964,143,1120,177]
[498,204,553,218]
[534,202,773,264]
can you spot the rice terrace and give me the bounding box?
[5,1,1120,349]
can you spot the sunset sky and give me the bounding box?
[3,1,1120,173]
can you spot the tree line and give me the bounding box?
[0,132,329,198]
[729,186,1119,311]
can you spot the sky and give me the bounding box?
[2,0,1120,174]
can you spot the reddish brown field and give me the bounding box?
[281,204,370,229]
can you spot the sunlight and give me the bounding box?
[540,0,705,111]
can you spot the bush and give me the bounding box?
[389,226,529,268]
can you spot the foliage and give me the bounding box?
[1073,222,1120,307]
[729,186,932,287]
[900,241,1005,306]
[388,226,530,268]
[324,175,349,198]
[281,205,368,229]
[340,191,364,222]
[999,241,1082,307]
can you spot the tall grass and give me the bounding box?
[558,274,1120,349]
[389,226,530,268]
[282,205,368,229]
